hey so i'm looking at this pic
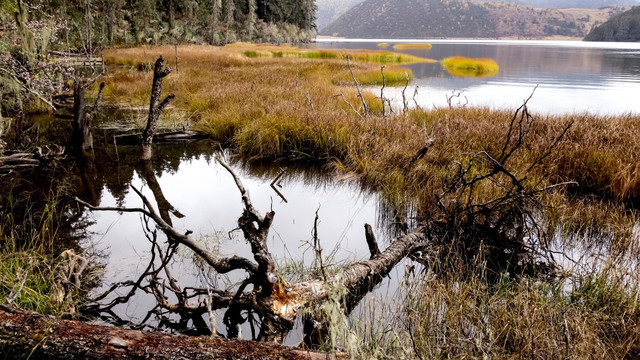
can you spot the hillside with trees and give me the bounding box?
[0,0,317,51]
[584,6,640,40]
[320,0,627,39]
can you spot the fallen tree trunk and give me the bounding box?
[0,305,341,360]
[115,130,210,145]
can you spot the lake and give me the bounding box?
[315,39,640,115]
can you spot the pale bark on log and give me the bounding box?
[0,305,340,360]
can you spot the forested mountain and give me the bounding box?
[584,6,640,40]
[314,0,640,34]
[0,0,317,52]
[320,0,626,39]
[484,0,640,9]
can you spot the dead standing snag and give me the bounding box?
[141,56,175,160]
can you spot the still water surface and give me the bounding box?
[316,39,640,115]
[81,141,394,340]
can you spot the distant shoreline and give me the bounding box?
[314,35,584,42]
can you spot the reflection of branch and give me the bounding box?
[270,168,287,203]
[137,160,185,225]
[75,190,258,276]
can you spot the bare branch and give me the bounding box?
[346,55,369,117]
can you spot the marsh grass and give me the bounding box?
[101,45,639,233]
[0,184,78,315]
[441,56,500,77]
[333,68,413,86]
[98,44,640,357]
[229,44,434,65]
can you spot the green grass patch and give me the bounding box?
[244,50,274,58]
[333,67,413,86]
[242,48,433,65]
[0,185,76,315]
[441,56,499,77]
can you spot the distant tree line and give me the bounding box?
[0,0,317,53]
[0,0,316,117]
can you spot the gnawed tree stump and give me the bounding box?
[0,305,342,360]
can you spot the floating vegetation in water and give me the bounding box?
[441,56,499,77]
[393,43,433,50]
[377,43,389,48]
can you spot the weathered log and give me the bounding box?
[0,305,339,360]
[114,130,210,145]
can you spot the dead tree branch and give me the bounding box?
[333,93,364,118]
[346,55,369,117]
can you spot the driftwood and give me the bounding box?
[0,145,65,173]
[0,305,341,360]
[115,130,210,145]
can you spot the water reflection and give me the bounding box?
[74,139,387,336]
[315,39,640,114]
